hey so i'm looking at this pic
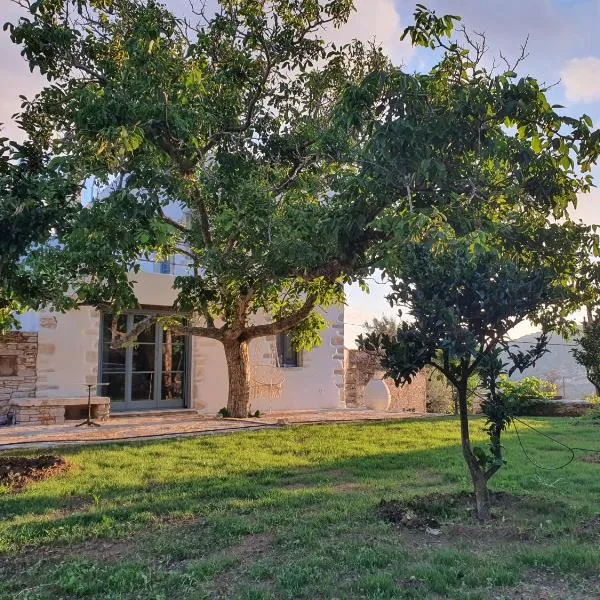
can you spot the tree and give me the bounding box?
[361,212,595,520]
[0,137,78,332]
[356,7,600,520]
[6,0,392,417]
[362,315,399,338]
[573,311,600,396]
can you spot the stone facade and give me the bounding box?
[330,311,346,406]
[0,332,38,424]
[344,348,427,412]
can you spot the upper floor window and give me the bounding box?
[158,260,171,274]
[277,333,300,368]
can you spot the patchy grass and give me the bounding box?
[1,417,599,599]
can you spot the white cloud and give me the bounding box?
[561,56,600,103]
[327,0,414,64]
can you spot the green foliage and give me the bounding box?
[583,395,600,405]
[572,313,600,395]
[425,366,455,413]
[5,0,386,346]
[0,137,79,331]
[356,5,600,510]
[497,376,558,405]
[362,315,399,339]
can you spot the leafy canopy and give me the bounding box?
[6,0,387,347]
[0,138,78,331]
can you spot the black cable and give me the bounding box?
[511,418,575,470]
[471,389,600,470]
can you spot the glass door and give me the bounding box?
[158,327,186,408]
[100,312,187,411]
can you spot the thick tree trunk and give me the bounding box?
[457,379,491,521]
[223,338,251,418]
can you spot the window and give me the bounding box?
[0,356,17,377]
[277,333,300,368]
[159,260,171,274]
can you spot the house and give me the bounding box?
[0,260,346,424]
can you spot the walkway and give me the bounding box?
[0,409,435,451]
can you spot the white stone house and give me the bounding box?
[0,262,346,421]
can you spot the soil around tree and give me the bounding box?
[377,491,527,531]
[0,455,69,489]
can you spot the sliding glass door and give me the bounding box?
[100,312,187,410]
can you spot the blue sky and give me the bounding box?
[2,1,599,345]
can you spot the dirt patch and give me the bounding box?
[208,533,276,598]
[579,453,600,463]
[378,499,440,531]
[332,482,365,493]
[378,491,520,529]
[0,455,69,489]
[376,491,566,542]
[217,532,275,561]
[494,569,600,599]
[575,514,600,540]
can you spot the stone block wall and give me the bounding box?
[344,348,427,412]
[0,332,38,423]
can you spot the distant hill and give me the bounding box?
[507,332,594,401]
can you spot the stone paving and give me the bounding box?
[0,408,434,451]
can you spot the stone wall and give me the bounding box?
[0,332,38,423]
[344,348,427,412]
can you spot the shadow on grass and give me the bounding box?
[0,418,594,555]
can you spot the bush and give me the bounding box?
[425,367,454,413]
[496,376,558,416]
[583,395,600,405]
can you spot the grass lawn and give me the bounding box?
[1,417,599,599]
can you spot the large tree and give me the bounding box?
[6,2,598,418]
[6,0,391,416]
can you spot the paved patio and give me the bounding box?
[0,408,435,450]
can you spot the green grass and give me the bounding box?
[1,417,599,599]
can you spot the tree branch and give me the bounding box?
[245,293,319,339]
[161,210,190,234]
[110,314,156,349]
[171,324,223,340]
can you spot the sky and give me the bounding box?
[2,0,600,346]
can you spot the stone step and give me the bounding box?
[110,409,200,419]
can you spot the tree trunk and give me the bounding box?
[223,338,251,418]
[457,379,491,521]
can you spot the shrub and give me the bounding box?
[496,376,558,416]
[583,395,600,405]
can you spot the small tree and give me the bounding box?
[572,311,600,396]
[356,7,599,520]
[363,315,399,339]
[361,213,595,520]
